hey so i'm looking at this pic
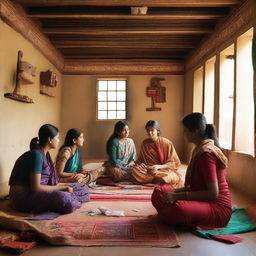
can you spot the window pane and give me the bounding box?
[98,91,107,101]
[98,102,107,110]
[98,111,107,120]
[117,81,126,90]
[108,102,116,110]
[204,57,215,124]
[108,81,116,91]
[193,67,203,112]
[117,111,126,119]
[108,111,116,119]
[97,79,127,121]
[235,28,254,156]
[117,91,126,101]
[117,101,125,110]
[219,45,234,150]
[98,80,107,90]
[108,91,116,101]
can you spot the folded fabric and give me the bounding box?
[0,241,36,254]
[25,212,60,220]
[0,230,19,244]
[193,207,256,243]
[210,234,243,243]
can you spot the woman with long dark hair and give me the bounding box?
[9,124,89,214]
[56,128,105,184]
[105,121,136,181]
[151,113,232,228]
[132,120,181,185]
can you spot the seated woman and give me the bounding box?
[9,124,89,214]
[151,113,232,228]
[105,121,136,182]
[132,120,181,185]
[55,128,105,184]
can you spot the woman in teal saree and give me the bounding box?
[56,128,105,184]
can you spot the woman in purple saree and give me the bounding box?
[9,124,89,214]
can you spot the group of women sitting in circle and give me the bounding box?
[8,112,232,229]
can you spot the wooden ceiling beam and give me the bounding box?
[44,28,212,35]
[63,55,186,59]
[29,13,224,19]
[49,35,202,40]
[55,43,195,49]
[15,0,241,7]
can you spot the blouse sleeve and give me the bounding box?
[197,152,218,183]
[30,150,44,174]
[108,139,122,165]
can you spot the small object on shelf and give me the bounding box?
[4,50,35,103]
[40,70,57,87]
[131,6,148,15]
[146,77,166,111]
[39,88,54,97]
[40,69,57,97]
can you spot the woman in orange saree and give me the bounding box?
[132,120,181,186]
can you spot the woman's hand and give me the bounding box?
[74,173,85,183]
[128,161,135,166]
[163,191,176,205]
[147,166,157,175]
[64,186,73,193]
[152,164,162,170]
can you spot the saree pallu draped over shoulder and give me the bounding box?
[185,139,228,186]
[132,137,181,185]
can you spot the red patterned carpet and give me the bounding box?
[0,195,180,248]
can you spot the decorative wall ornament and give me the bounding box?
[146,77,166,111]
[4,50,36,103]
[40,69,57,97]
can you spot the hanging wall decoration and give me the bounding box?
[146,77,166,111]
[4,50,36,103]
[40,69,57,97]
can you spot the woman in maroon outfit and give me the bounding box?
[151,113,232,229]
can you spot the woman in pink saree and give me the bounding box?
[132,120,181,185]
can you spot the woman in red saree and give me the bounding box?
[132,120,181,185]
[151,113,232,228]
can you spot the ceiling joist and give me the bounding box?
[10,0,245,65]
[29,13,225,20]
[15,0,241,7]
[44,28,212,35]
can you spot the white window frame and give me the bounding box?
[96,78,127,120]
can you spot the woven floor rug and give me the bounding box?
[29,217,180,247]
[0,200,180,248]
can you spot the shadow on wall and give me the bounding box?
[0,162,4,182]
[0,161,9,197]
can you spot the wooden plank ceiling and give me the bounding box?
[13,0,244,61]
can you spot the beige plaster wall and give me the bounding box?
[61,75,184,161]
[0,20,62,196]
